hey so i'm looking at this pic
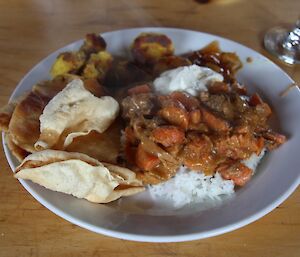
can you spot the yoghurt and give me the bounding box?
[153,64,223,96]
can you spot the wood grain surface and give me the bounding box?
[0,0,299,256]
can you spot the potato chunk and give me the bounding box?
[82,51,113,81]
[80,33,107,55]
[50,51,86,78]
[131,33,174,65]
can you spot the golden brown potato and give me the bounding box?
[131,33,174,65]
[82,51,113,81]
[50,33,109,78]
[153,56,192,76]
[80,33,107,55]
[50,51,86,78]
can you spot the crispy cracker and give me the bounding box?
[15,150,144,203]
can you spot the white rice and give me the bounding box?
[242,149,266,172]
[149,149,266,208]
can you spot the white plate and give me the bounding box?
[3,27,300,242]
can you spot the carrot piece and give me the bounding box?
[200,107,230,132]
[218,161,253,186]
[135,143,160,171]
[124,126,138,145]
[127,84,151,95]
[151,126,185,147]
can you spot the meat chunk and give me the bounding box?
[181,134,217,174]
[214,134,261,160]
[121,93,156,119]
[201,93,235,120]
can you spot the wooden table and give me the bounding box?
[0,1,299,256]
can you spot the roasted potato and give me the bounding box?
[82,51,113,81]
[50,51,86,78]
[51,33,109,79]
[131,33,174,65]
[80,33,107,55]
